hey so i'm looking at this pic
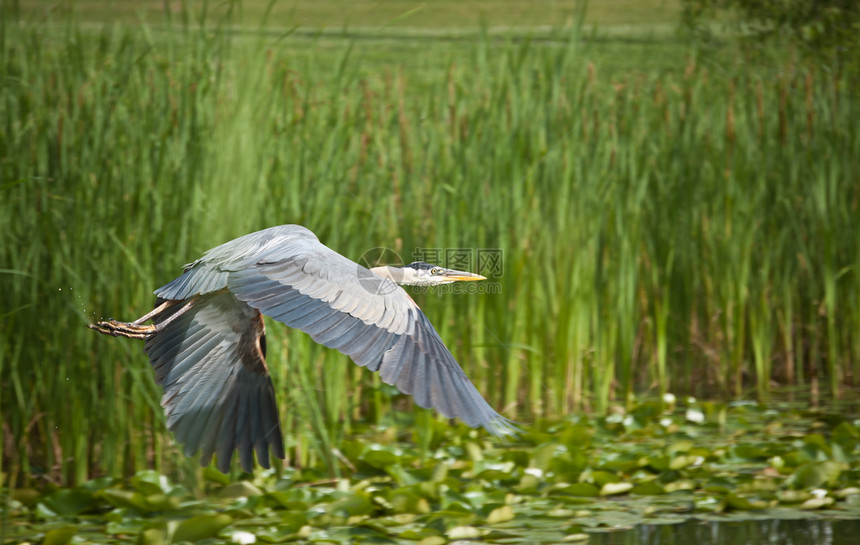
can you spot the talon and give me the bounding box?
[87,299,191,341]
[88,320,156,340]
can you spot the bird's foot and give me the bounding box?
[88,319,156,340]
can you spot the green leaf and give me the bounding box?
[600,482,633,496]
[517,474,541,492]
[835,487,860,499]
[43,526,77,545]
[361,448,399,469]
[398,528,441,540]
[724,493,767,510]
[787,461,842,489]
[664,479,696,493]
[486,505,515,524]
[647,455,670,471]
[803,433,829,450]
[601,455,641,473]
[777,490,810,504]
[416,537,447,545]
[669,454,699,470]
[700,402,727,425]
[171,513,232,543]
[387,465,421,486]
[832,421,859,448]
[799,497,835,510]
[554,483,600,497]
[431,461,449,482]
[42,488,97,516]
[218,481,264,498]
[99,489,151,511]
[447,526,483,539]
[138,528,167,545]
[143,493,181,511]
[667,440,695,454]
[474,461,516,480]
[550,449,589,479]
[703,479,733,494]
[465,442,484,462]
[547,506,577,518]
[202,467,231,486]
[730,444,770,460]
[266,490,308,511]
[529,443,560,471]
[255,525,309,543]
[12,488,41,507]
[560,424,593,449]
[131,471,171,495]
[328,493,373,517]
[280,512,309,533]
[589,471,620,486]
[630,481,666,495]
[96,488,181,512]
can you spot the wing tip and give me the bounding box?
[207,445,285,474]
[482,415,523,442]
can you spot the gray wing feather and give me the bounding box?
[215,233,514,437]
[144,290,285,472]
[154,225,320,301]
[152,224,516,440]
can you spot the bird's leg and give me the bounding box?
[130,300,175,325]
[88,298,197,340]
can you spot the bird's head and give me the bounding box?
[370,261,486,287]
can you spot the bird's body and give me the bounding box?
[90,225,515,473]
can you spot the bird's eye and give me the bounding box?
[430,267,443,275]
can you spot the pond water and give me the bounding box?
[591,517,860,545]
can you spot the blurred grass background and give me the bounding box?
[1,0,858,485]
[16,0,681,28]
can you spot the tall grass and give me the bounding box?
[1,11,858,484]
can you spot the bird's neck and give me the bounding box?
[370,265,423,286]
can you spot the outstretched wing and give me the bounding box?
[154,224,516,438]
[143,290,285,473]
[222,235,516,437]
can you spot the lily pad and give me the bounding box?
[362,449,400,469]
[43,526,77,545]
[171,513,233,543]
[630,482,666,496]
[42,488,97,516]
[724,493,768,511]
[554,483,600,497]
[328,493,374,517]
[139,528,168,545]
[131,471,172,495]
[799,497,835,510]
[600,482,634,496]
[447,525,483,539]
[218,481,265,498]
[487,505,516,524]
[787,461,843,489]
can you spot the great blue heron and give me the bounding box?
[89,224,515,473]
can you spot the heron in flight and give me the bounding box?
[90,225,515,473]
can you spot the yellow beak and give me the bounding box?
[442,270,487,281]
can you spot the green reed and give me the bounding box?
[1,11,858,484]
